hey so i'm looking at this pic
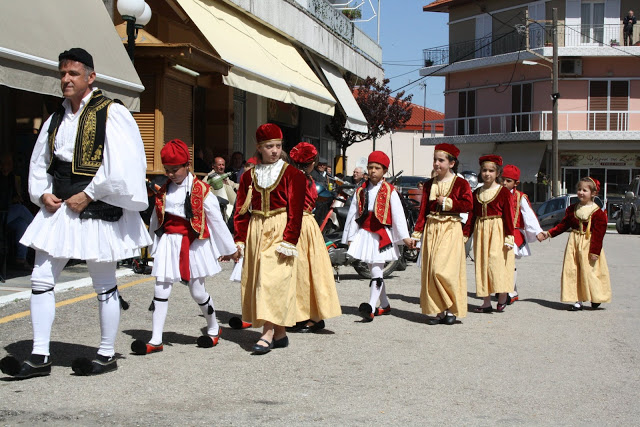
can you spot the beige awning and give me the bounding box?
[0,0,144,111]
[175,0,336,116]
[316,59,368,133]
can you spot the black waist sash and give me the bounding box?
[52,160,122,222]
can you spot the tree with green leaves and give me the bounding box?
[327,77,413,171]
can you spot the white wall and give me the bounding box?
[344,130,438,178]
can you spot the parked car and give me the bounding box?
[536,194,604,230]
[614,175,640,234]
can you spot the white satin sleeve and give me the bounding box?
[28,116,54,208]
[389,191,410,243]
[204,192,237,256]
[82,103,148,211]
[520,197,543,242]
[341,198,360,244]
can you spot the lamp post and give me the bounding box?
[523,8,560,196]
[117,0,152,63]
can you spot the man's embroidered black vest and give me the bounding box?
[46,90,124,221]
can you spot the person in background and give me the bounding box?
[210,156,238,219]
[228,151,245,183]
[0,152,34,270]
[624,10,637,46]
[311,157,329,187]
[347,166,365,186]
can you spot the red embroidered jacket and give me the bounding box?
[354,181,395,226]
[463,186,515,238]
[154,177,211,239]
[548,204,607,255]
[233,163,306,246]
[413,176,472,233]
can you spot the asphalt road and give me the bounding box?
[0,233,639,425]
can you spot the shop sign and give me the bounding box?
[560,152,640,167]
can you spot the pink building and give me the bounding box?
[421,0,640,205]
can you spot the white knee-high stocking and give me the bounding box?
[30,290,55,356]
[96,288,121,358]
[189,278,219,336]
[368,263,385,309]
[150,281,173,345]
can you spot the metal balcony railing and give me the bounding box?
[423,24,630,67]
[422,110,640,137]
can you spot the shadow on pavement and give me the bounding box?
[2,340,119,368]
[519,298,570,311]
[122,329,199,347]
[387,293,419,305]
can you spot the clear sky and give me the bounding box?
[352,0,449,113]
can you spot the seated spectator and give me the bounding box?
[0,152,34,269]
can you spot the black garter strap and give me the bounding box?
[148,297,168,312]
[97,286,129,310]
[198,296,214,315]
[369,278,384,289]
[32,287,54,295]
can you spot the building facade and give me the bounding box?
[420,0,640,207]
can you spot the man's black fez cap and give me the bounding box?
[59,48,94,69]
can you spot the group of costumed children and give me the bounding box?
[131,131,612,357]
[6,126,612,368]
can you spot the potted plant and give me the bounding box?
[424,59,434,67]
[341,8,362,20]
[610,39,620,46]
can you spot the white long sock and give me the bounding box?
[368,263,384,309]
[150,281,173,345]
[511,268,518,296]
[96,288,121,358]
[379,283,390,308]
[30,291,55,356]
[189,278,219,336]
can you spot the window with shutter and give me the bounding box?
[132,74,157,172]
[589,80,608,130]
[589,80,629,130]
[164,78,194,161]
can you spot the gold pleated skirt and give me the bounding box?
[473,217,515,297]
[241,212,297,327]
[419,216,467,317]
[295,214,342,322]
[560,231,611,303]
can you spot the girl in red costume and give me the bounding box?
[132,139,239,355]
[288,142,342,332]
[412,144,472,325]
[463,155,515,313]
[234,124,307,354]
[540,177,611,310]
[342,151,412,322]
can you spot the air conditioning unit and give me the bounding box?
[559,58,583,76]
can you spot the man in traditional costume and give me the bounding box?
[0,48,151,379]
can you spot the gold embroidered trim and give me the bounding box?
[251,207,287,218]
[253,162,289,213]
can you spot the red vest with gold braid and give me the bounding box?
[355,181,394,250]
[355,181,395,226]
[512,189,527,248]
[154,177,211,239]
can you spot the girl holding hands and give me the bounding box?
[412,144,472,325]
[463,155,515,313]
[540,177,611,310]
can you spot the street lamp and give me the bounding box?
[117,0,152,63]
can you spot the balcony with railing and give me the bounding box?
[422,110,640,142]
[423,23,631,67]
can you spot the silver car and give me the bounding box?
[536,194,604,230]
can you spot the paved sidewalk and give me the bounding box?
[0,234,638,425]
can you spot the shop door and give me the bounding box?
[563,167,589,194]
